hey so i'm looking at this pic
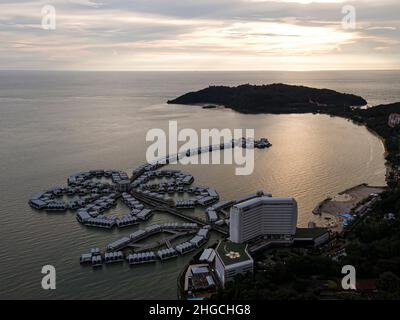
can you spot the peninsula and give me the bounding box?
[168,83,367,114]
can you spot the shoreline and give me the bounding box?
[315,113,391,224]
[198,105,393,224]
[187,105,391,233]
[312,184,387,232]
[195,103,391,161]
[340,115,389,158]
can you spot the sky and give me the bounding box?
[0,0,399,71]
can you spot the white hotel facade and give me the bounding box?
[230,196,298,243]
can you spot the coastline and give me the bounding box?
[187,101,391,161]
[312,184,387,231]
[286,112,391,226]
[181,102,393,227]
[340,114,389,158]
[202,104,392,184]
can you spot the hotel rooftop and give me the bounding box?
[216,241,252,266]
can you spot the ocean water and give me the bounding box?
[0,70,398,299]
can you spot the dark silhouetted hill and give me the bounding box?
[168,84,367,114]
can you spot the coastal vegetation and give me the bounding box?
[212,255,341,300]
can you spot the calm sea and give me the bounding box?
[0,70,398,299]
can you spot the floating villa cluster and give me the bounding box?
[80,223,210,267]
[139,174,220,209]
[29,137,271,268]
[29,170,126,211]
[131,169,194,189]
[126,252,157,264]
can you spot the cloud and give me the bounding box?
[0,0,398,70]
[367,26,397,31]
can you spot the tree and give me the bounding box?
[376,272,400,294]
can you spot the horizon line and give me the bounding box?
[0,69,399,72]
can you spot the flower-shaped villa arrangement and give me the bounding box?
[226,251,241,260]
[29,139,270,269]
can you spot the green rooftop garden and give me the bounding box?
[216,241,252,266]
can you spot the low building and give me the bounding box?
[293,228,330,247]
[384,213,397,221]
[388,113,400,128]
[206,209,218,222]
[183,264,216,296]
[107,236,131,251]
[199,248,216,263]
[214,241,254,287]
[116,180,131,192]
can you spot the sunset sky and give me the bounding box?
[1,0,399,70]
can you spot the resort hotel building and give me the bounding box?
[230,195,298,244]
[214,240,254,287]
[188,192,330,292]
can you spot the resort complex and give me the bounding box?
[178,189,336,298]
[28,125,392,300]
[29,132,353,300]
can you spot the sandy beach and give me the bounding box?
[313,184,386,231]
